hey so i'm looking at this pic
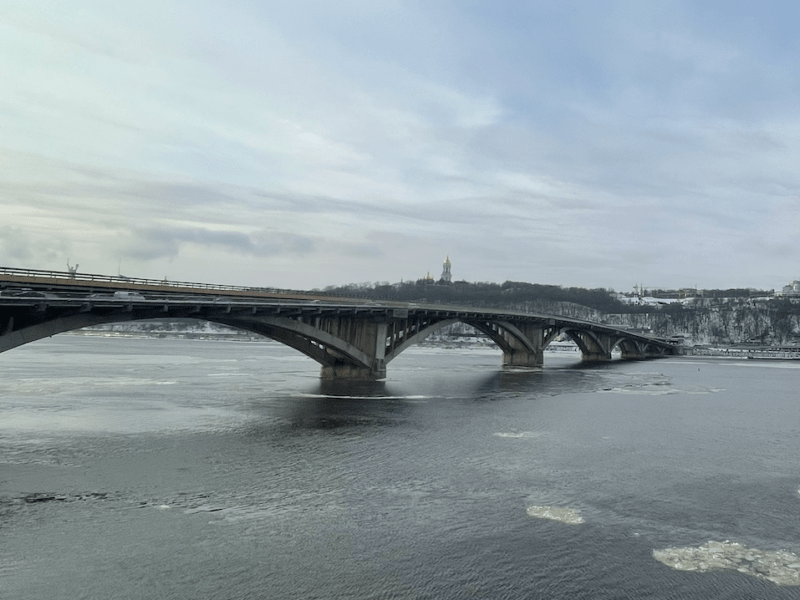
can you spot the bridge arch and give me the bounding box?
[0,311,143,354]
[558,328,614,361]
[1,312,673,375]
[0,311,380,374]
[555,329,667,361]
[209,315,376,372]
[613,337,646,359]
[383,319,458,363]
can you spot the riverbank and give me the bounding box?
[690,345,800,359]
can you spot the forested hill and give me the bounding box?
[321,281,800,346]
[323,281,627,313]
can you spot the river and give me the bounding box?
[2,335,799,599]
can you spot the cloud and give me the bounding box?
[125,227,318,261]
[2,1,800,290]
[0,227,34,262]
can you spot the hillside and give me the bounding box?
[323,281,800,346]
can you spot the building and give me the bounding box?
[440,256,452,283]
[778,281,800,297]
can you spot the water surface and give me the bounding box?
[2,336,799,599]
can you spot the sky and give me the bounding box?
[1,0,799,292]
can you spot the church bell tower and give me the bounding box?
[440,256,452,283]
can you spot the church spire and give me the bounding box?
[440,255,452,283]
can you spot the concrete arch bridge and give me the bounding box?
[0,269,679,379]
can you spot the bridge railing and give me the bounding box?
[0,266,311,297]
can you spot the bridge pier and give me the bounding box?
[468,321,554,369]
[501,322,545,367]
[643,345,669,359]
[568,330,614,362]
[320,363,386,380]
[581,351,613,362]
[619,340,647,360]
[315,318,389,379]
[502,348,544,367]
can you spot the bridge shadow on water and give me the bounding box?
[241,378,413,436]
[245,358,640,437]
[469,359,627,400]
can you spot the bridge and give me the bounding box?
[0,267,679,379]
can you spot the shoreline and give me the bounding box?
[690,346,800,360]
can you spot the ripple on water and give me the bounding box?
[526,505,584,524]
[653,540,800,586]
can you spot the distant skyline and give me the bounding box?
[2,1,799,292]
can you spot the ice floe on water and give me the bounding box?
[494,431,547,439]
[653,540,800,586]
[598,383,725,396]
[595,371,727,396]
[526,505,584,524]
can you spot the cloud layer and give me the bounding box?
[1,1,798,290]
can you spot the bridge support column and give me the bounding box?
[582,351,612,361]
[619,341,646,360]
[320,363,386,380]
[317,319,388,380]
[643,345,669,359]
[499,323,546,368]
[571,331,614,362]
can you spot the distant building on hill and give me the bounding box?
[778,280,800,296]
[440,256,452,283]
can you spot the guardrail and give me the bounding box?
[0,266,312,296]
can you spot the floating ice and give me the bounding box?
[494,431,546,439]
[526,505,584,524]
[653,540,800,586]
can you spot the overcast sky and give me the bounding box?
[2,1,798,292]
